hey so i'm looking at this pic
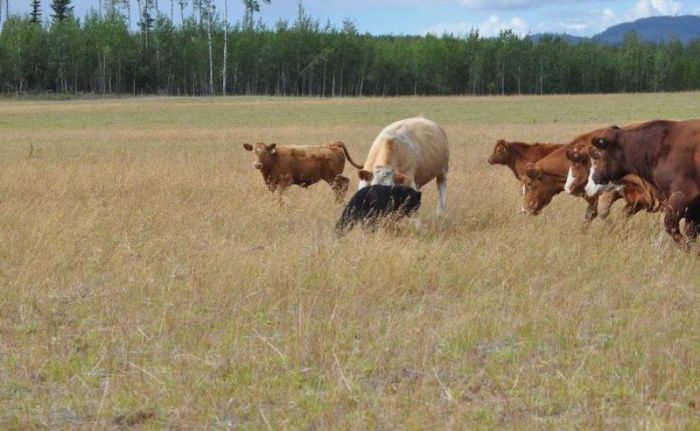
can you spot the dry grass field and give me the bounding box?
[1,94,699,429]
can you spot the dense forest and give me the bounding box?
[1,0,699,96]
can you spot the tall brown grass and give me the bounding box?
[1,94,699,429]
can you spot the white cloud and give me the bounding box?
[479,15,529,36]
[456,0,539,8]
[627,0,682,20]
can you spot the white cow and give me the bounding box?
[358,117,449,214]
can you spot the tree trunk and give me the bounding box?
[222,0,228,96]
[206,0,214,95]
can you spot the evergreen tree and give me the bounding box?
[50,0,73,22]
[30,0,41,23]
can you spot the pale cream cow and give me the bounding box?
[358,117,449,214]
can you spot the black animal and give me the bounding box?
[336,185,422,234]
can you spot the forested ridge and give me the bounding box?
[1,0,699,96]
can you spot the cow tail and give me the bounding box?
[337,142,364,169]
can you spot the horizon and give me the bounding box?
[1,0,699,38]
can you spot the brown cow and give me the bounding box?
[588,120,700,248]
[564,143,663,217]
[488,139,562,180]
[521,143,601,222]
[521,124,643,221]
[243,141,363,202]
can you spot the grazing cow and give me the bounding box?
[587,120,700,248]
[521,144,601,222]
[564,143,663,217]
[358,117,449,214]
[336,185,422,234]
[243,141,363,202]
[521,124,642,221]
[488,139,562,180]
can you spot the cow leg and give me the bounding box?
[329,174,350,203]
[622,202,643,218]
[596,191,620,219]
[270,180,290,206]
[583,196,598,224]
[436,173,447,215]
[684,202,700,241]
[664,191,690,250]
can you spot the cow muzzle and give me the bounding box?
[522,202,541,216]
[253,162,263,170]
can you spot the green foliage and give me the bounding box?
[50,0,74,23]
[0,9,699,95]
[30,0,42,24]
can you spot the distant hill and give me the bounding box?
[594,15,700,45]
[530,15,700,45]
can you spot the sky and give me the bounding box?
[4,0,700,37]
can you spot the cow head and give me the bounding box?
[488,139,510,164]
[243,142,277,170]
[587,127,627,196]
[564,145,591,196]
[358,166,412,188]
[521,162,562,215]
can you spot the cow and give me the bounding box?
[521,143,601,222]
[357,117,449,215]
[243,141,363,202]
[336,185,422,235]
[521,124,643,222]
[564,143,663,217]
[587,120,700,248]
[488,139,562,180]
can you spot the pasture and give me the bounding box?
[1,94,699,429]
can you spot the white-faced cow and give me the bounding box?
[586,120,700,249]
[357,117,449,215]
[243,141,363,202]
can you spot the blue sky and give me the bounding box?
[4,0,700,37]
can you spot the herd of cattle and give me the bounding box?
[244,116,700,250]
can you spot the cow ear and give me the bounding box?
[243,143,253,151]
[525,164,541,179]
[566,148,586,163]
[588,146,601,160]
[565,148,575,161]
[268,143,277,154]
[358,170,373,182]
[394,172,410,186]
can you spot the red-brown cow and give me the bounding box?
[243,141,363,202]
[521,124,645,222]
[488,139,562,180]
[588,120,700,248]
[564,143,663,217]
[520,142,602,222]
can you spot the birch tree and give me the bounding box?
[222,0,228,94]
[205,0,213,94]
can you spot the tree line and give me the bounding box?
[1,0,699,96]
